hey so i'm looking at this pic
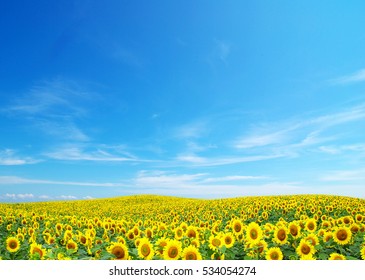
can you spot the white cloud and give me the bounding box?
[45,145,150,163]
[3,78,97,142]
[202,175,267,183]
[58,195,77,200]
[0,176,128,187]
[320,168,365,182]
[173,121,208,139]
[330,69,365,84]
[83,196,94,200]
[2,193,34,200]
[0,149,39,166]
[234,131,287,149]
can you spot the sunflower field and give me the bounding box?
[1,194,365,260]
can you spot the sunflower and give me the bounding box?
[108,242,129,260]
[222,232,235,248]
[155,237,169,255]
[126,230,135,240]
[29,243,47,260]
[208,234,223,251]
[305,218,317,232]
[247,239,268,257]
[333,227,352,245]
[328,253,346,260]
[6,237,20,253]
[181,245,202,260]
[231,219,244,235]
[245,222,263,245]
[174,227,184,240]
[16,233,25,242]
[185,226,198,239]
[273,226,288,245]
[288,221,301,239]
[66,239,78,251]
[304,233,319,247]
[300,254,316,260]
[323,232,333,243]
[360,245,365,260]
[163,240,182,260]
[265,247,283,260]
[137,238,154,260]
[211,252,225,260]
[144,227,153,239]
[296,239,315,258]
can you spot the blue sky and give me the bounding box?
[1,1,365,202]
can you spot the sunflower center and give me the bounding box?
[301,244,310,254]
[225,237,232,244]
[186,252,197,260]
[290,226,298,235]
[168,247,178,258]
[187,230,196,238]
[9,241,17,249]
[141,244,151,257]
[270,252,279,260]
[308,223,314,230]
[277,229,286,241]
[112,246,125,259]
[337,229,347,241]
[212,238,221,247]
[250,229,258,239]
[234,224,241,232]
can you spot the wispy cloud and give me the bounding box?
[58,195,77,200]
[0,149,39,165]
[330,68,365,84]
[319,143,365,155]
[2,193,34,200]
[175,153,283,167]
[201,175,267,183]
[0,176,128,187]
[320,168,365,182]
[234,131,287,149]
[127,170,303,198]
[173,121,208,139]
[44,144,152,163]
[3,78,97,142]
[233,104,365,159]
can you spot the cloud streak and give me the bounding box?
[330,68,365,84]
[0,176,128,187]
[3,78,97,142]
[0,149,39,165]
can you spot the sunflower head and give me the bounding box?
[333,227,352,245]
[273,226,288,245]
[6,237,20,253]
[107,242,129,260]
[208,234,223,251]
[163,240,182,260]
[265,247,283,260]
[137,238,154,260]
[246,222,263,245]
[328,253,346,260]
[30,243,47,260]
[182,245,202,260]
[296,239,315,258]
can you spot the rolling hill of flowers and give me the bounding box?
[1,194,365,260]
